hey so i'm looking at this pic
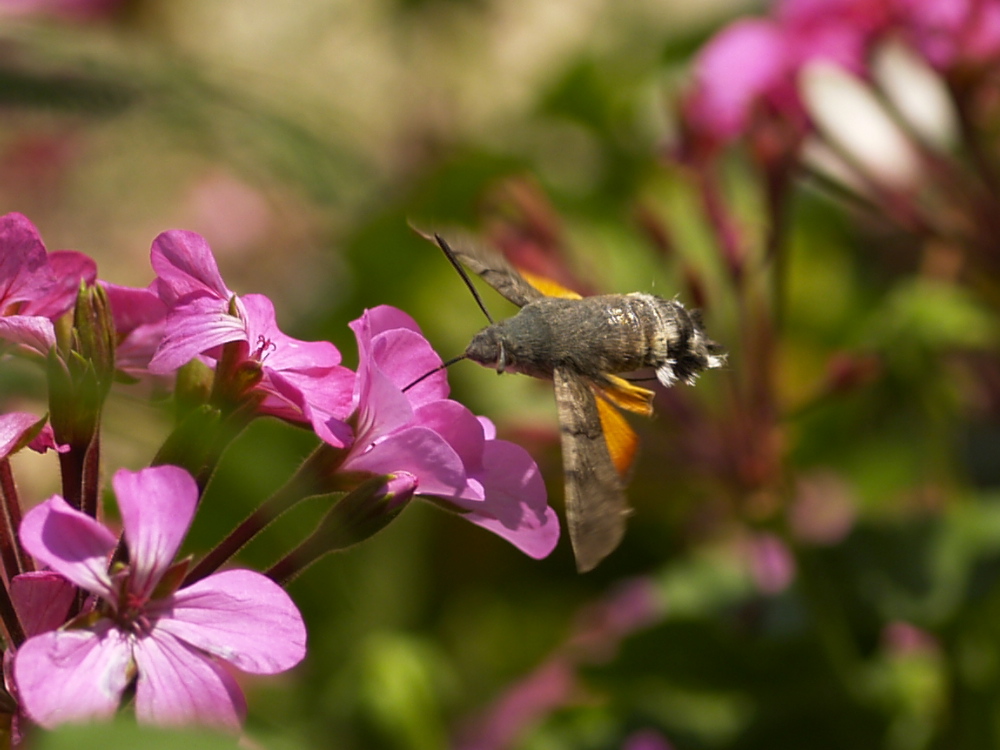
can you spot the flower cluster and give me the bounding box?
[669,0,1000,285]
[678,0,1000,163]
[0,212,558,739]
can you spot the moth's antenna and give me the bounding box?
[434,234,496,325]
[402,354,468,392]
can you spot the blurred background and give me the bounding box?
[5,0,1000,748]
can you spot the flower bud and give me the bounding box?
[47,283,117,452]
[71,282,116,395]
[317,472,417,551]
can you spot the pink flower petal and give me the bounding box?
[132,629,245,729]
[446,440,559,559]
[150,230,232,306]
[28,423,69,454]
[276,365,356,419]
[113,466,197,599]
[13,625,132,728]
[19,496,115,598]
[153,569,306,674]
[349,307,449,406]
[353,355,417,446]
[0,411,44,459]
[371,328,450,406]
[148,295,247,373]
[10,571,75,636]
[241,293,342,370]
[20,250,97,319]
[345,425,470,499]
[0,314,56,354]
[102,281,167,337]
[413,399,486,473]
[364,304,424,338]
[0,212,53,308]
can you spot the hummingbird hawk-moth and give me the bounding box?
[417,230,725,572]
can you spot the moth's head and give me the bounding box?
[465,324,508,374]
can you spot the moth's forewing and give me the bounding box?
[554,367,629,572]
[419,228,544,308]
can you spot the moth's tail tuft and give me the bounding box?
[661,306,726,387]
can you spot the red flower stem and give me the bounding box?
[0,459,30,576]
[697,170,745,280]
[949,78,1000,198]
[762,159,794,331]
[57,441,87,511]
[182,460,327,587]
[0,572,25,647]
[264,475,402,586]
[81,431,100,520]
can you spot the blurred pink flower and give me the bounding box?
[681,19,799,147]
[894,0,1000,70]
[455,576,666,750]
[621,729,675,750]
[882,621,940,656]
[569,576,666,659]
[790,471,857,545]
[678,7,876,157]
[455,660,577,750]
[744,532,796,594]
[0,0,125,20]
[146,229,354,446]
[12,465,307,730]
[338,305,559,559]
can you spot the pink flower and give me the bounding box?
[146,230,354,446]
[12,465,307,730]
[0,212,96,355]
[335,306,559,559]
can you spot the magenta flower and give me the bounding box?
[0,212,96,355]
[331,305,558,559]
[146,230,354,446]
[12,465,307,730]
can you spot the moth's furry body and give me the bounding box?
[465,293,723,388]
[422,230,725,572]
